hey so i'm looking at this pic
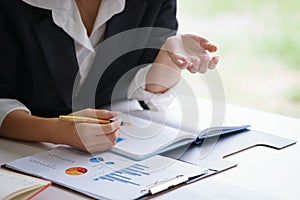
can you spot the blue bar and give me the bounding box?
[105,175,140,186]
[121,169,141,176]
[110,173,131,180]
[126,167,150,175]
[130,165,145,171]
[134,164,149,169]
[99,176,114,182]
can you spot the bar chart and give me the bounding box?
[93,164,150,186]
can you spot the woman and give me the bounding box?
[0,0,218,153]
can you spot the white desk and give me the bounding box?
[155,105,300,200]
[1,103,299,199]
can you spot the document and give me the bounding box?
[5,147,208,200]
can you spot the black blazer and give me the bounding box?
[0,0,178,117]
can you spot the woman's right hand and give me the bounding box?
[0,108,120,154]
[57,109,121,153]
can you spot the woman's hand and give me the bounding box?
[163,33,219,73]
[146,33,219,93]
[0,109,121,154]
[58,109,121,153]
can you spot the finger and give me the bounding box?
[77,124,120,146]
[169,53,189,69]
[198,54,210,73]
[86,129,120,152]
[189,56,201,71]
[102,129,120,145]
[71,123,118,153]
[187,65,198,74]
[208,56,219,69]
[76,120,120,138]
[200,40,218,52]
[98,120,121,134]
[89,129,120,152]
[72,109,120,120]
[95,110,120,120]
[186,34,218,52]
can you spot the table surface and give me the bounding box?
[1,101,299,200]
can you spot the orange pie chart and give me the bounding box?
[65,167,88,176]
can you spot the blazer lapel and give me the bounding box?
[31,0,148,110]
[33,14,79,108]
[75,0,149,108]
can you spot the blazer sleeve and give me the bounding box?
[138,0,178,65]
[0,3,20,99]
[127,0,178,109]
[153,0,178,31]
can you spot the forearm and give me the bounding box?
[0,110,66,144]
[146,50,181,93]
[0,109,121,153]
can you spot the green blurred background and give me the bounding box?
[177,0,300,118]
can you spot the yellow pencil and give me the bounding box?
[59,115,132,126]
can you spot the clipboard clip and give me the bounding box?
[141,175,189,195]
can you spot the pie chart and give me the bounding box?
[65,167,88,176]
[90,157,104,163]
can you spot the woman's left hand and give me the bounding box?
[146,33,219,93]
[162,33,219,73]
